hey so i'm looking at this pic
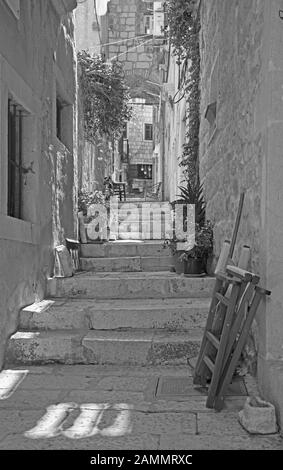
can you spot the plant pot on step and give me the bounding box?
[172,251,185,274]
[184,257,206,276]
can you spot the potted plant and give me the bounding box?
[169,180,207,273]
[179,220,213,276]
[78,189,108,243]
[163,238,184,274]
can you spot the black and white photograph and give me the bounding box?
[0,0,282,459]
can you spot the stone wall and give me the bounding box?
[0,0,77,369]
[199,0,283,427]
[199,0,265,272]
[161,53,187,202]
[103,0,154,76]
[75,1,108,194]
[128,102,153,164]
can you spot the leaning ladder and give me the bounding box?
[193,265,270,410]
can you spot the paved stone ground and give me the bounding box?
[0,365,282,450]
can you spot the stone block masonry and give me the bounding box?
[199,0,283,430]
[104,0,154,73]
[199,0,265,272]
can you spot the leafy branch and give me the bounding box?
[165,0,200,184]
[78,51,133,143]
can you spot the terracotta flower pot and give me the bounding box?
[184,258,206,276]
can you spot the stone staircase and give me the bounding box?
[80,240,173,272]
[114,201,172,240]
[6,240,214,367]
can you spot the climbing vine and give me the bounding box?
[165,0,201,183]
[78,51,133,142]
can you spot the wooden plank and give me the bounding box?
[214,287,270,411]
[221,282,257,376]
[215,293,230,306]
[237,245,250,270]
[193,277,224,385]
[226,265,254,282]
[214,240,231,275]
[206,282,241,408]
[215,272,241,285]
[229,192,245,259]
[206,331,220,350]
[203,356,215,373]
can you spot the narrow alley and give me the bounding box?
[1,0,283,457]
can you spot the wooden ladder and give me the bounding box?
[193,265,270,410]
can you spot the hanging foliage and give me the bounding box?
[165,0,200,183]
[78,51,133,142]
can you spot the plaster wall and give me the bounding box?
[161,52,187,202]
[0,0,77,369]
[74,0,101,55]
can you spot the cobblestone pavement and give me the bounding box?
[0,365,282,450]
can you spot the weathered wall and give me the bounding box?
[199,0,283,428]
[77,87,107,193]
[161,52,187,203]
[74,0,101,55]
[199,0,265,271]
[102,0,155,76]
[0,0,77,369]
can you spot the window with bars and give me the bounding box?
[7,98,25,219]
[56,98,62,141]
[137,164,152,179]
[144,123,153,141]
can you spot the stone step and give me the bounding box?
[19,298,210,331]
[80,242,171,258]
[80,256,173,272]
[117,216,172,223]
[117,228,172,237]
[117,232,170,240]
[6,329,202,366]
[116,202,171,209]
[47,272,215,300]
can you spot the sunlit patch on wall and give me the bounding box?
[25,402,133,439]
[0,369,29,399]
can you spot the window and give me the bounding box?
[123,124,127,139]
[144,123,153,141]
[56,97,63,141]
[144,2,154,11]
[137,164,152,179]
[55,92,72,150]
[7,97,26,219]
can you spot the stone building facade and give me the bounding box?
[127,99,154,192]
[100,0,166,190]
[75,0,109,193]
[199,0,283,427]
[101,0,161,78]
[154,49,187,202]
[0,0,78,369]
